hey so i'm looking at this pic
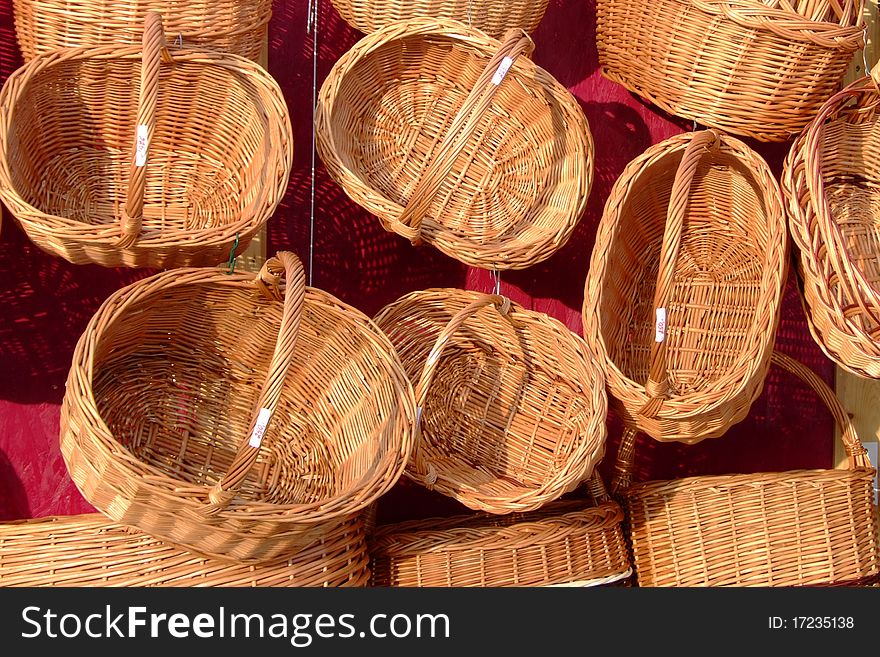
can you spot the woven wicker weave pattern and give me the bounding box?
[12,0,271,63]
[330,0,549,39]
[783,70,880,379]
[60,253,415,563]
[0,514,370,587]
[315,17,593,270]
[619,351,880,587]
[584,130,787,444]
[369,486,630,587]
[0,12,293,269]
[596,0,864,141]
[374,288,607,514]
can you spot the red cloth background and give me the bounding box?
[0,0,837,525]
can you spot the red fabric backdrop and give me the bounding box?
[0,0,837,525]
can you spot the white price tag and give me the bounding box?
[135,124,149,167]
[655,308,667,343]
[248,407,273,448]
[491,56,514,85]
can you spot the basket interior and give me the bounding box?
[386,299,599,497]
[817,112,880,333]
[327,33,583,244]
[597,149,773,395]
[6,56,272,233]
[89,283,403,507]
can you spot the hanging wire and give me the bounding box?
[492,269,501,296]
[306,0,319,286]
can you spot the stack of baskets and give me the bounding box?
[0,2,416,587]
[1,0,879,590]
[369,289,630,586]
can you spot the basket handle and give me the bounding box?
[610,349,870,493]
[201,251,307,512]
[801,73,880,329]
[389,28,535,245]
[639,129,720,420]
[118,12,174,248]
[410,293,512,487]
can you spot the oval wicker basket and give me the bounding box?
[329,0,549,40]
[315,18,593,270]
[0,12,292,269]
[374,288,607,514]
[60,251,415,563]
[583,130,787,444]
[614,351,880,587]
[369,475,631,587]
[0,512,370,587]
[783,64,880,379]
[596,0,865,142]
[12,0,272,63]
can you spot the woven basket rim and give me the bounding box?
[585,131,786,418]
[371,498,624,551]
[63,263,415,523]
[623,465,878,498]
[687,0,866,42]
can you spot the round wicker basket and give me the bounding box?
[583,129,787,444]
[0,512,370,587]
[60,251,415,563]
[315,18,593,270]
[329,0,549,40]
[0,12,292,269]
[596,0,864,141]
[374,288,607,514]
[783,63,880,379]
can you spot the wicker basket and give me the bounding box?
[595,0,864,142]
[60,251,415,563]
[374,288,607,514]
[783,64,880,379]
[0,12,292,269]
[329,0,549,40]
[369,475,631,587]
[0,513,369,587]
[12,0,271,63]
[583,130,787,444]
[615,351,880,587]
[315,18,593,270]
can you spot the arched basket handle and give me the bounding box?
[118,11,175,248]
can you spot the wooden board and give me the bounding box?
[835,2,880,515]
[234,30,270,274]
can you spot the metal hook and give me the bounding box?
[226,233,240,275]
[492,269,501,296]
[175,33,183,49]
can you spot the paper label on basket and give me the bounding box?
[655,308,666,343]
[135,124,149,167]
[491,56,514,85]
[248,407,272,448]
